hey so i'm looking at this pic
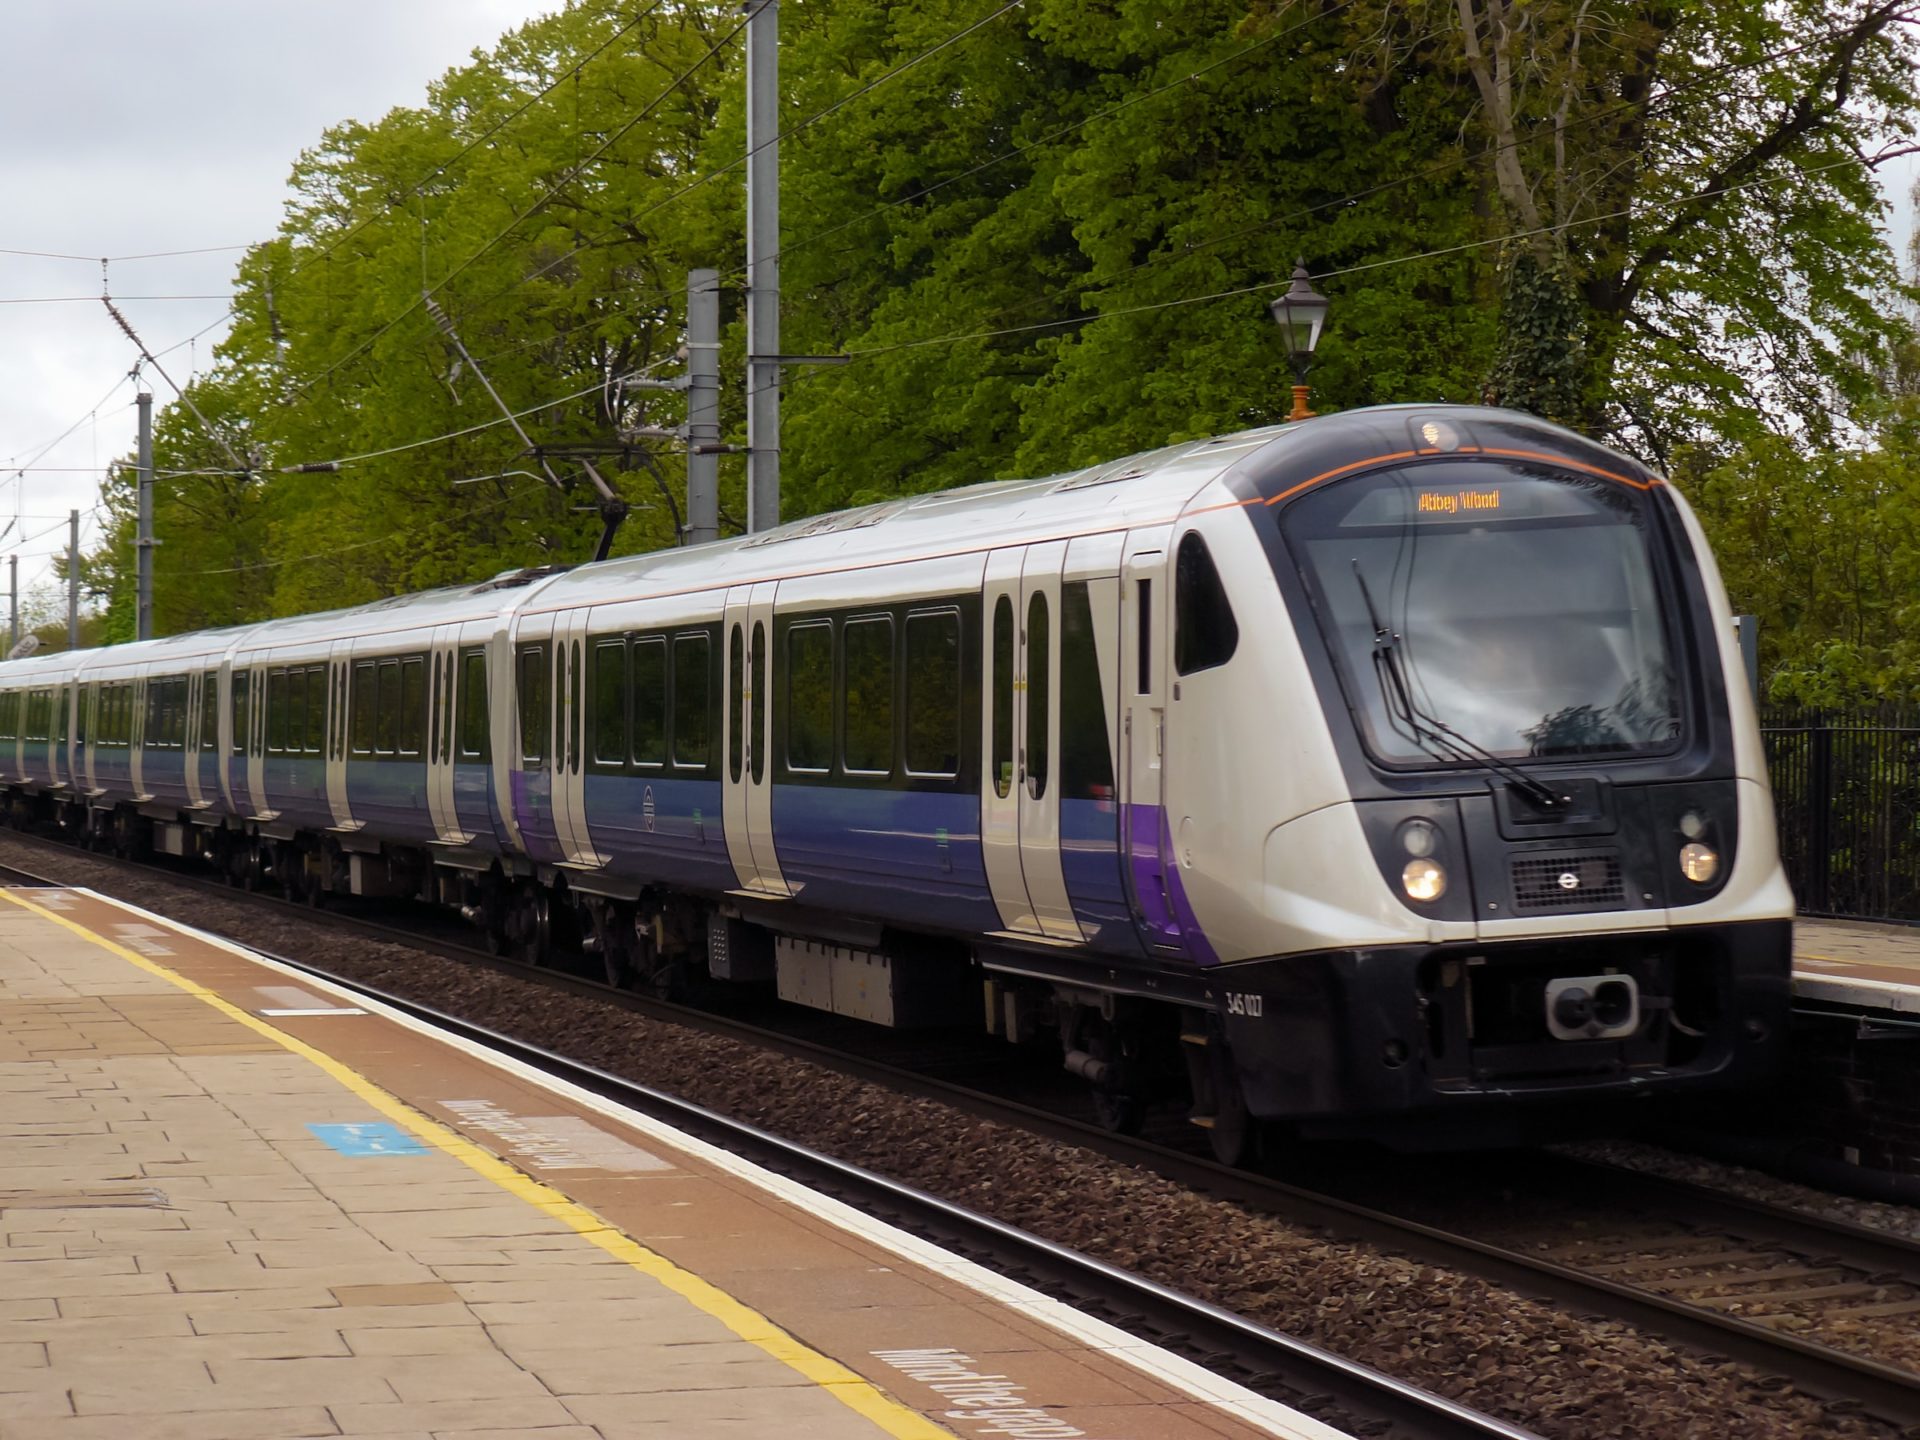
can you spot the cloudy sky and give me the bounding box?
[0,0,555,611]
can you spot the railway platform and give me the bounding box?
[0,884,1349,1440]
[1796,917,1920,1019]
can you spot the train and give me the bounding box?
[0,403,1794,1157]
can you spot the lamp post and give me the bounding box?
[1268,260,1330,422]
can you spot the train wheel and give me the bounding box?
[1202,1038,1258,1166]
[593,904,634,989]
[509,884,552,966]
[1090,1087,1146,1136]
[1083,1025,1146,1136]
[300,850,329,909]
[1203,1081,1254,1167]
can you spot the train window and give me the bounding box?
[399,657,426,756]
[728,624,743,784]
[842,616,894,776]
[265,669,286,754]
[631,637,667,767]
[350,662,375,755]
[294,669,311,753]
[570,641,583,774]
[1175,533,1239,675]
[201,673,218,752]
[1136,578,1152,693]
[787,621,833,773]
[750,621,766,784]
[459,651,489,761]
[904,610,961,778]
[438,654,455,763]
[592,641,628,765]
[672,633,710,770]
[232,671,250,755]
[292,669,311,754]
[991,596,1013,799]
[1061,583,1114,800]
[374,660,398,755]
[305,665,327,754]
[517,646,548,764]
[426,655,441,763]
[1026,592,1050,801]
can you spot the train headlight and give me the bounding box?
[1400,819,1438,858]
[1679,810,1706,840]
[1679,842,1719,884]
[1402,858,1446,902]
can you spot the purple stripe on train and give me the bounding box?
[1123,802,1219,965]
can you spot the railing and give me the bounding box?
[1761,707,1920,922]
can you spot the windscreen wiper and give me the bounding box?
[1352,561,1564,811]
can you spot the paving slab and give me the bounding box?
[0,885,1353,1440]
[1797,916,1920,1016]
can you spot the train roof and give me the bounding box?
[0,404,1651,674]
[520,423,1291,612]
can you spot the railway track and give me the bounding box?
[8,838,1920,1430]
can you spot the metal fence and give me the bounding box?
[1762,708,1920,921]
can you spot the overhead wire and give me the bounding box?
[290,376,610,470]
[0,243,248,263]
[0,294,230,305]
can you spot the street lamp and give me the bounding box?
[1268,260,1329,422]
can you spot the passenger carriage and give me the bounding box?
[0,405,1796,1156]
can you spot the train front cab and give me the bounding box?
[1178,407,1794,1149]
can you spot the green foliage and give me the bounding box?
[1484,247,1587,426]
[89,0,1920,676]
[1683,397,1920,705]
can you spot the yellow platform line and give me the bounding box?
[2,887,953,1440]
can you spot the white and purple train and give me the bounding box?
[0,405,1795,1155]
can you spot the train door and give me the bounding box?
[548,609,600,865]
[1120,530,1181,951]
[325,641,358,831]
[721,583,789,895]
[981,543,1082,941]
[423,624,467,844]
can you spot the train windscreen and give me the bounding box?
[1281,460,1682,764]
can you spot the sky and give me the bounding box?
[0,0,556,615]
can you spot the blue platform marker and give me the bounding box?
[307,1122,428,1157]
